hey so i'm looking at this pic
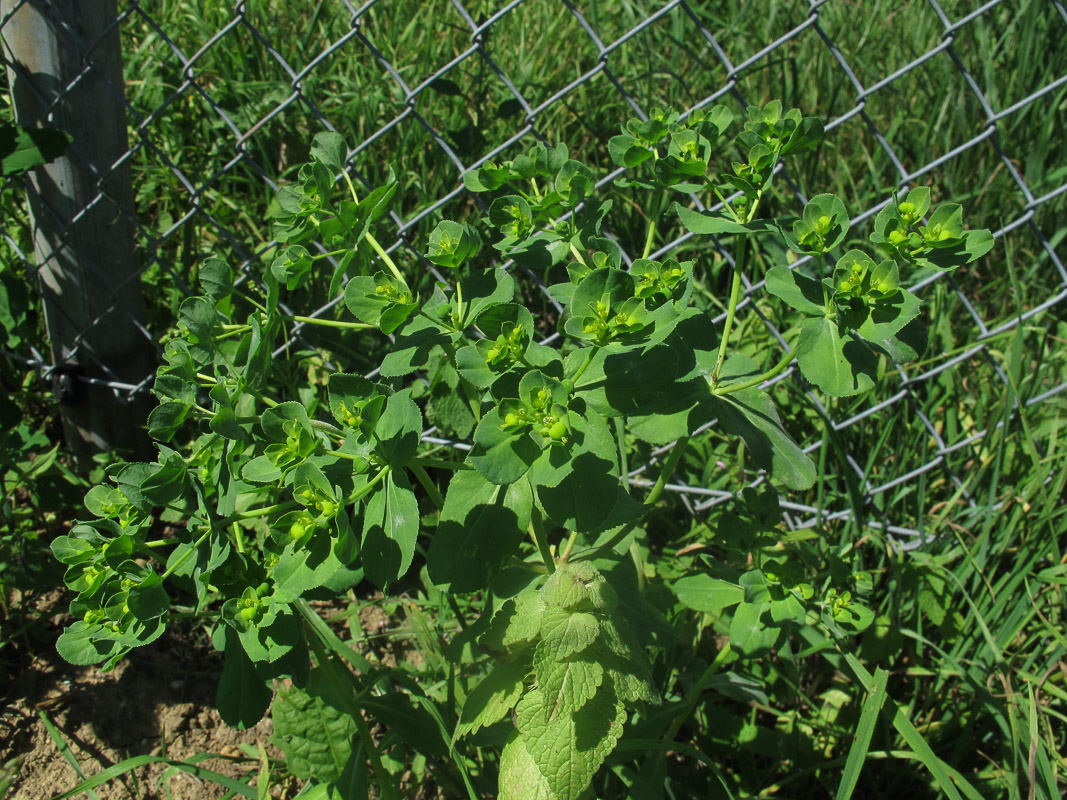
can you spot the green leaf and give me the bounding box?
[455,654,531,739]
[358,690,449,759]
[796,316,877,396]
[470,408,542,485]
[427,470,533,593]
[513,681,626,800]
[674,574,744,614]
[379,314,454,378]
[765,265,827,316]
[784,193,849,255]
[374,389,422,467]
[55,621,117,666]
[273,670,357,783]
[480,590,546,654]
[536,451,620,532]
[533,646,604,720]
[426,220,481,268]
[361,469,420,588]
[199,257,234,303]
[0,121,70,176]
[671,203,781,236]
[709,356,817,490]
[460,268,517,325]
[310,131,347,174]
[499,730,556,800]
[836,667,890,800]
[728,602,780,657]
[538,606,599,661]
[856,288,921,342]
[217,628,273,729]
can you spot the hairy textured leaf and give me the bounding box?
[273,673,356,783]
[514,682,626,800]
[499,731,556,800]
[533,646,604,721]
[455,654,531,739]
[538,607,599,661]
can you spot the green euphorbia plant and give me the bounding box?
[52,101,991,799]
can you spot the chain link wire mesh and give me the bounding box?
[1,0,1064,547]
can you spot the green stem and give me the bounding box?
[614,416,630,490]
[641,216,657,259]
[711,234,748,385]
[569,346,598,388]
[559,530,579,563]
[410,464,444,511]
[409,456,473,471]
[286,315,377,331]
[661,641,733,744]
[530,507,555,574]
[231,521,245,554]
[417,306,457,333]
[216,500,299,528]
[161,526,212,580]
[145,537,182,548]
[342,171,406,285]
[454,279,465,327]
[350,465,390,503]
[712,341,796,396]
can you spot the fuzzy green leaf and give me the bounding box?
[273,671,357,783]
[533,646,604,720]
[514,681,626,800]
[538,606,599,661]
[455,653,531,739]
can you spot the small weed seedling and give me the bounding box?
[52,101,992,799]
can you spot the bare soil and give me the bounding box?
[1,590,286,800]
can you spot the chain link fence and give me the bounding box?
[2,0,1065,547]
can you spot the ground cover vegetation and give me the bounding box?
[1,1,1065,799]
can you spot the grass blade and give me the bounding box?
[836,666,889,800]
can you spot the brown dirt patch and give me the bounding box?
[1,590,289,800]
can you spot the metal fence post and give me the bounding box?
[1,0,152,458]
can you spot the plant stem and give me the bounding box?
[530,507,555,573]
[641,216,657,259]
[342,171,406,284]
[559,530,579,563]
[350,465,390,503]
[410,464,444,510]
[569,346,598,388]
[161,526,212,580]
[409,456,473,471]
[712,341,796,396]
[645,436,690,506]
[661,641,733,744]
[711,233,748,385]
[286,315,377,331]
